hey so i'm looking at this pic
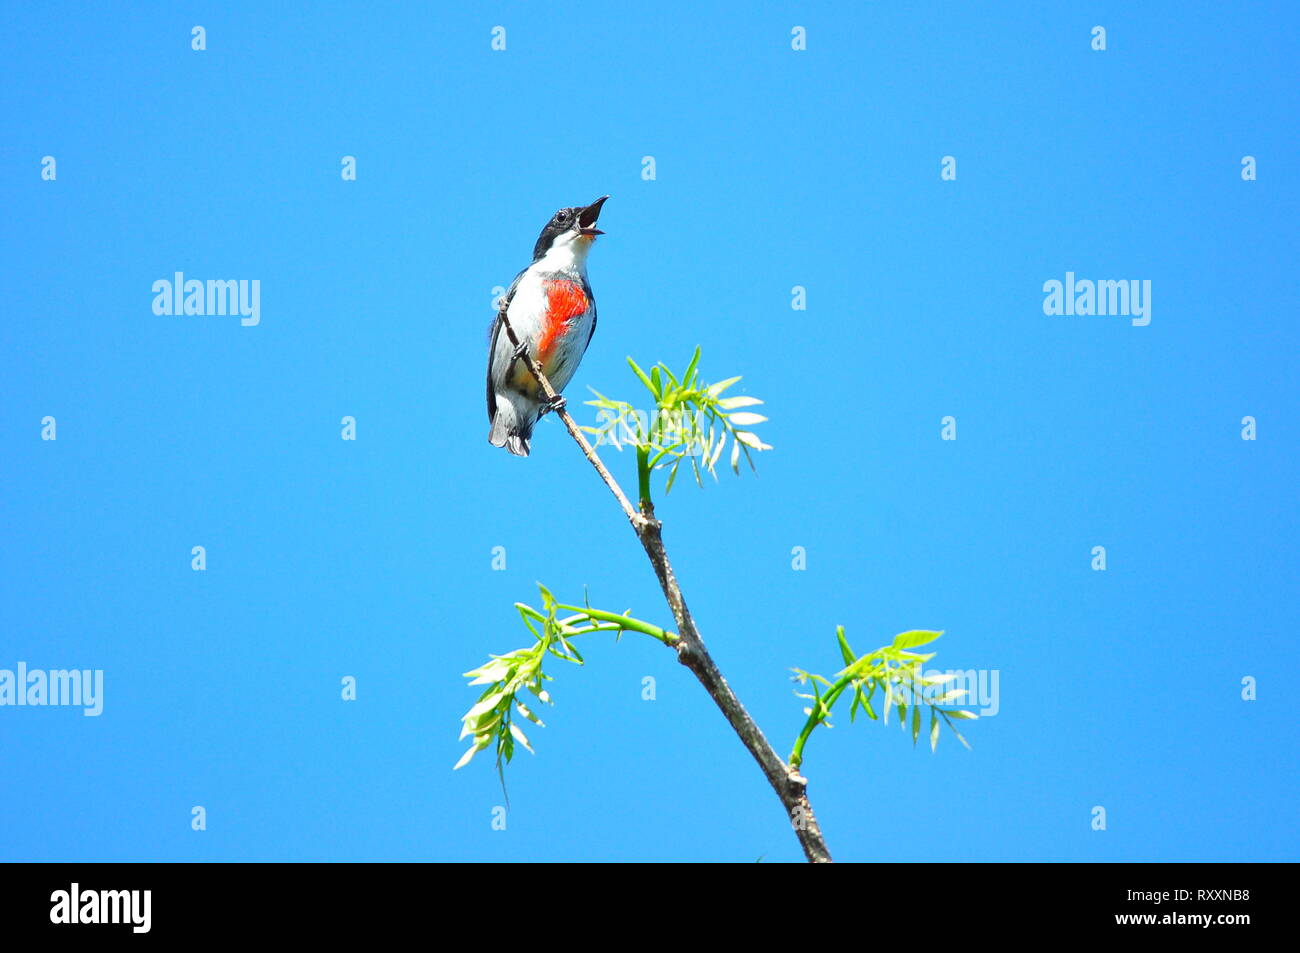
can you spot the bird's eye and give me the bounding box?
[555,210,570,224]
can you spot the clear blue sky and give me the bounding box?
[2,2,1296,862]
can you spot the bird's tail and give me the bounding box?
[488,393,536,457]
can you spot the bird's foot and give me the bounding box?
[511,340,530,362]
[542,394,567,417]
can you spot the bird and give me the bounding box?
[486,196,608,456]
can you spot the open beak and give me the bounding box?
[578,195,608,236]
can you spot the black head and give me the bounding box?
[532,196,608,261]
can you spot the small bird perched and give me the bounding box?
[487,196,608,456]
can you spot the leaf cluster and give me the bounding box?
[582,348,771,492]
[456,586,674,787]
[790,627,978,768]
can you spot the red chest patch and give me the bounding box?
[537,280,589,362]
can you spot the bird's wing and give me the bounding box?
[583,274,597,348]
[486,266,530,421]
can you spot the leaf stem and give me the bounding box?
[790,676,856,770]
[636,445,652,514]
[555,605,679,646]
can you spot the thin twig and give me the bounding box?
[495,305,833,863]
[497,312,642,528]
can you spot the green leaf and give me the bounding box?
[683,347,701,386]
[911,701,921,746]
[718,395,763,409]
[650,365,663,397]
[453,744,480,770]
[708,431,725,470]
[454,732,493,770]
[930,708,940,752]
[465,690,505,720]
[665,457,681,493]
[628,357,658,397]
[946,723,971,749]
[464,659,510,686]
[515,701,545,726]
[559,636,584,664]
[728,412,768,427]
[836,627,855,666]
[923,672,957,686]
[706,376,742,398]
[892,630,943,650]
[515,609,541,639]
[509,722,535,754]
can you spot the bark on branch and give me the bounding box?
[495,306,832,863]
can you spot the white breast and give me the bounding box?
[492,232,598,396]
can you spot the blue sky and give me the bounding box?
[2,2,1296,862]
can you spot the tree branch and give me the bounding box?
[495,306,833,863]
[497,312,642,528]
